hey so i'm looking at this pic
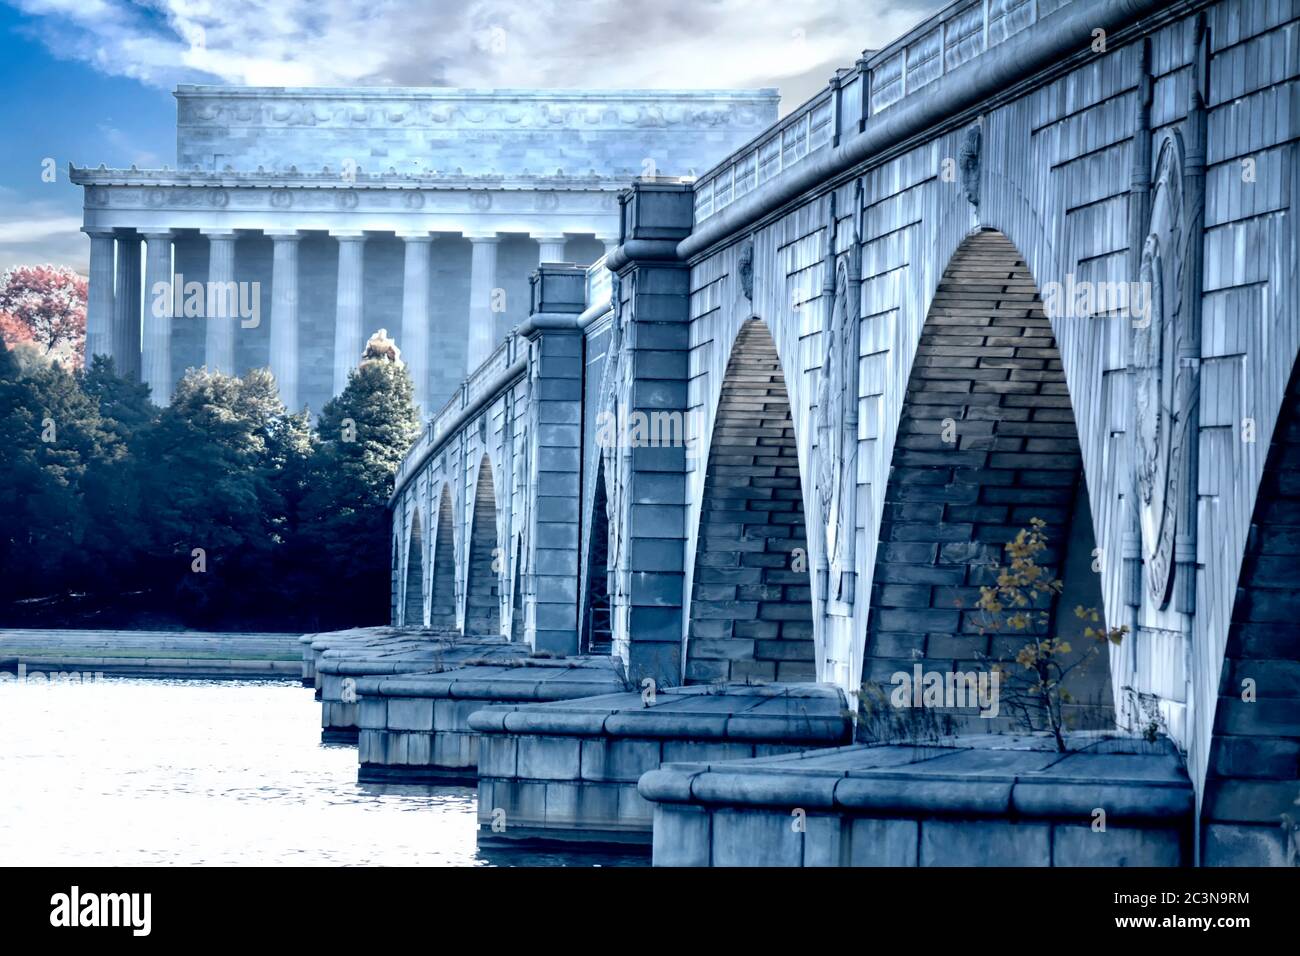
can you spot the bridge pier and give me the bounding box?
[605,184,696,688]
[521,268,589,656]
[373,0,1300,864]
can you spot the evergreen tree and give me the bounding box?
[300,330,419,625]
[0,342,121,606]
[82,354,158,443]
[78,356,159,589]
[136,367,300,625]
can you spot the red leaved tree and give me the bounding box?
[0,264,88,369]
[0,310,34,349]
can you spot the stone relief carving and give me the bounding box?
[77,180,619,221]
[1133,131,1189,609]
[599,271,632,611]
[815,228,861,607]
[737,238,754,301]
[958,122,981,207]
[179,98,770,131]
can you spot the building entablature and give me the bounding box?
[71,167,626,237]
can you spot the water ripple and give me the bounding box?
[0,676,645,867]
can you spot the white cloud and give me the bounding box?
[4,0,946,267]
[0,199,88,272]
[11,0,946,113]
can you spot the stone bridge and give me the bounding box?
[385,0,1299,865]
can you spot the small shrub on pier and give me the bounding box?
[972,519,1126,752]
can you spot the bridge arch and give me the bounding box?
[863,228,1111,727]
[581,457,613,655]
[1202,356,1300,865]
[464,454,502,636]
[403,506,426,628]
[429,483,457,629]
[685,317,814,684]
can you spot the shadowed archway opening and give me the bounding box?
[464,455,501,636]
[404,508,425,627]
[390,536,400,625]
[686,318,813,684]
[510,536,525,641]
[583,458,612,655]
[429,485,457,629]
[865,230,1110,732]
[1203,357,1300,865]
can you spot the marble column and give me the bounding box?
[202,230,238,374]
[536,235,568,266]
[141,231,174,401]
[600,236,619,261]
[111,234,141,379]
[267,231,302,409]
[84,228,116,362]
[332,232,368,395]
[399,233,432,413]
[467,235,499,372]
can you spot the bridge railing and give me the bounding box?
[692,0,1065,224]
[392,334,525,494]
[392,256,611,498]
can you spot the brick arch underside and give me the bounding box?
[864,230,1110,729]
[464,458,501,636]
[404,508,424,627]
[430,485,457,629]
[1202,358,1300,867]
[686,318,814,684]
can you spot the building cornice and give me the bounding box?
[68,165,629,191]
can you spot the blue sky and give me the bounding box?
[0,0,943,274]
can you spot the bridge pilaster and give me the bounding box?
[608,183,694,688]
[523,266,589,657]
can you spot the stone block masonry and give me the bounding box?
[355,659,627,784]
[380,0,1300,866]
[687,319,814,683]
[864,231,1108,731]
[640,735,1193,866]
[471,683,851,848]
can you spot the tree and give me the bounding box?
[135,367,305,625]
[77,356,161,590]
[299,329,419,625]
[0,311,35,351]
[0,265,88,369]
[972,519,1127,751]
[0,341,122,604]
[82,355,158,443]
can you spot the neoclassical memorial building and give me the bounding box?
[72,86,778,413]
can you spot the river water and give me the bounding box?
[0,675,646,867]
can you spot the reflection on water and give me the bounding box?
[0,676,646,867]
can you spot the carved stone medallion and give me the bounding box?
[815,253,859,605]
[1134,132,1187,608]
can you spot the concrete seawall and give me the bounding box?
[0,629,303,680]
